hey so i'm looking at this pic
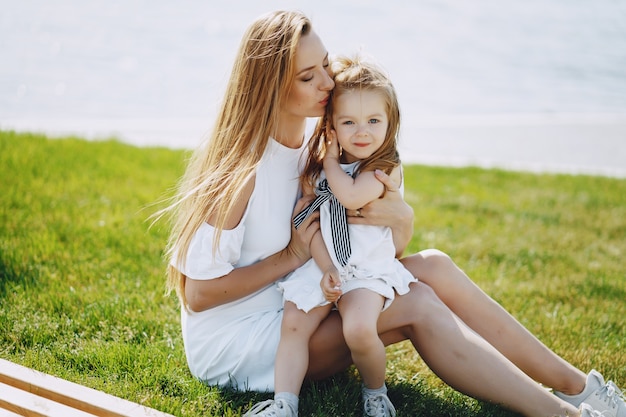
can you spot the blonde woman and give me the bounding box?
[162,10,623,417]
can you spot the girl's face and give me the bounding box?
[283,30,335,120]
[332,89,388,163]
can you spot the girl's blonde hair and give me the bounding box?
[161,11,312,306]
[301,55,401,189]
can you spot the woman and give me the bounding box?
[161,10,623,417]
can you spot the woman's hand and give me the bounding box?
[284,195,320,267]
[321,267,342,303]
[348,169,414,256]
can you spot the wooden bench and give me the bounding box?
[0,359,176,417]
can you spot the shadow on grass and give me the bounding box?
[573,278,626,302]
[0,250,39,298]
[198,372,522,417]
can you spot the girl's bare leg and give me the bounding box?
[337,289,386,389]
[277,302,333,394]
[400,249,587,396]
[307,310,352,379]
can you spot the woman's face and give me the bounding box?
[283,30,335,119]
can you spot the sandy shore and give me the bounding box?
[2,113,625,178]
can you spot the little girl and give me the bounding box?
[244,55,415,417]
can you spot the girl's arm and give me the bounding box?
[323,158,385,209]
[310,229,342,302]
[309,227,334,273]
[300,180,336,275]
[322,130,386,209]
[184,181,319,312]
[300,179,341,300]
[350,169,413,257]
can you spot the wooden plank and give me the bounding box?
[0,407,26,417]
[0,382,97,417]
[0,359,175,417]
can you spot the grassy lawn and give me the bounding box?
[1,130,624,416]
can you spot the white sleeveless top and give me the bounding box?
[171,138,305,391]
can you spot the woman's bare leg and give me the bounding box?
[379,282,580,417]
[400,249,587,395]
[308,281,580,416]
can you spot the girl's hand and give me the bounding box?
[320,267,342,302]
[324,129,340,161]
[348,169,414,256]
[285,195,319,266]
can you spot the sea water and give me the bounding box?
[1,0,625,176]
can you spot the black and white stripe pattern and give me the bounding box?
[293,179,351,267]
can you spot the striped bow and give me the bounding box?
[293,179,351,267]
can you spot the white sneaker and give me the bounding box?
[581,402,607,417]
[363,392,396,417]
[242,399,297,417]
[555,370,626,417]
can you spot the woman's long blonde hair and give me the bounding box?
[301,55,401,189]
[160,11,311,305]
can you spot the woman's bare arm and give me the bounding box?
[184,189,319,312]
[185,243,309,312]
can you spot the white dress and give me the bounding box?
[279,162,416,312]
[171,138,305,392]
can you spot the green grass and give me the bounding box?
[1,130,624,416]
